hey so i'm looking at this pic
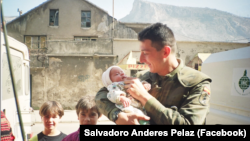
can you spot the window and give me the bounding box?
[2,54,23,98]
[74,36,97,41]
[194,63,202,70]
[81,11,91,28]
[50,9,59,26]
[195,63,199,70]
[25,36,46,49]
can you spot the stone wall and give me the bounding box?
[47,39,112,54]
[31,56,117,109]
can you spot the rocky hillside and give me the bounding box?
[120,0,250,42]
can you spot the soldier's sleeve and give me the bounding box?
[95,87,121,121]
[144,80,211,125]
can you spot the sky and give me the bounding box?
[2,0,250,20]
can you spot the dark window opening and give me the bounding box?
[74,36,97,41]
[81,11,91,28]
[50,9,59,26]
[195,63,199,70]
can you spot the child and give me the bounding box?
[29,101,66,141]
[62,95,102,141]
[1,111,15,141]
[102,66,150,125]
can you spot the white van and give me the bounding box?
[1,32,35,140]
[202,46,250,124]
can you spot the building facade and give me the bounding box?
[6,0,138,109]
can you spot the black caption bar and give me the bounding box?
[79,125,249,139]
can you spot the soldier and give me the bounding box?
[95,23,212,125]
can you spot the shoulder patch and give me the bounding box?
[199,86,211,106]
[178,66,212,87]
[203,86,211,95]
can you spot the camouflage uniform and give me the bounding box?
[95,59,212,124]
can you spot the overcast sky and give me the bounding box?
[2,0,250,19]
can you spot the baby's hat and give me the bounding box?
[102,66,122,87]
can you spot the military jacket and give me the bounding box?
[95,59,212,124]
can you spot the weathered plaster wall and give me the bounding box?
[31,56,117,109]
[30,68,46,109]
[30,55,45,67]
[6,0,137,42]
[47,40,112,54]
[29,39,113,68]
[114,39,250,65]
[113,39,141,61]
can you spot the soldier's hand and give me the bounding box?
[115,112,150,125]
[124,77,152,105]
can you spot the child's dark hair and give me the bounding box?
[75,95,101,117]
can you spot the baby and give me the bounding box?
[102,66,150,125]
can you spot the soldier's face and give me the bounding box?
[110,67,127,82]
[140,39,165,74]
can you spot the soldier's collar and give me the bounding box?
[163,59,184,78]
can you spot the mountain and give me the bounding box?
[120,0,250,42]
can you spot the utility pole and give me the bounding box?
[112,0,114,55]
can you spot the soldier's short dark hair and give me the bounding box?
[75,95,101,117]
[138,23,177,54]
[39,101,64,118]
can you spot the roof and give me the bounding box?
[203,46,250,64]
[196,53,211,62]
